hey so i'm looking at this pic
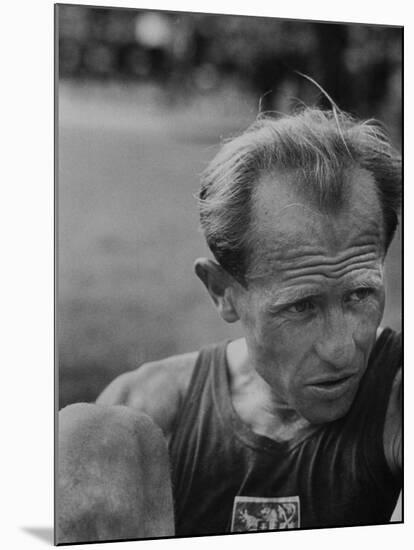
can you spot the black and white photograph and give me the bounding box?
[55,3,402,546]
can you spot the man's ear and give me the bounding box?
[194,258,240,323]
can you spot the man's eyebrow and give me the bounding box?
[268,288,320,308]
[267,275,383,309]
[343,274,383,291]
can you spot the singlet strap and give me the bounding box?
[169,341,226,447]
[347,328,402,490]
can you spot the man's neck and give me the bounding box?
[225,338,312,443]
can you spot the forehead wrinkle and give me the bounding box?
[247,210,383,281]
[281,247,379,271]
[246,243,382,284]
[279,262,381,284]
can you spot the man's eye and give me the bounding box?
[286,299,315,314]
[346,288,374,303]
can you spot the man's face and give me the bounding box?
[234,168,385,424]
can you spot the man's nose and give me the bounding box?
[314,314,356,370]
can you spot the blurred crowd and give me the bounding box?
[58,6,402,121]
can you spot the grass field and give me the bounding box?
[58,82,402,408]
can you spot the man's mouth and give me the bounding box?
[306,373,357,400]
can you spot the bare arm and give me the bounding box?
[96,352,198,439]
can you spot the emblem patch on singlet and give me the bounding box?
[231,495,300,532]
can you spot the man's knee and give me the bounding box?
[57,403,174,543]
[59,402,167,464]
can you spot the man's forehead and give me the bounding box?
[252,167,381,235]
[247,167,384,277]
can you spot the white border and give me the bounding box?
[2,1,410,549]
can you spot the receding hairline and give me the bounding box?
[251,164,381,215]
[198,107,401,284]
[245,164,386,277]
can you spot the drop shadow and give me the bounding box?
[21,526,54,545]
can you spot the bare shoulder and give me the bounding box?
[96,351,199,437]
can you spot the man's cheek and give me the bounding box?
[254,319,294,359]
[352,302,384,348]
[361,289,385,327]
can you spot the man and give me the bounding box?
[57,107,402,542]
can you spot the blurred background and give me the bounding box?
[57,5,402,408]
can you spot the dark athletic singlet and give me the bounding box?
[169,328,402,536]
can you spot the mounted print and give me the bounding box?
[55,3,402,545]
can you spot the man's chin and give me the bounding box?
[296,375,362,424]
[298,396,354,425]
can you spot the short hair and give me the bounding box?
[198,107,401,285]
